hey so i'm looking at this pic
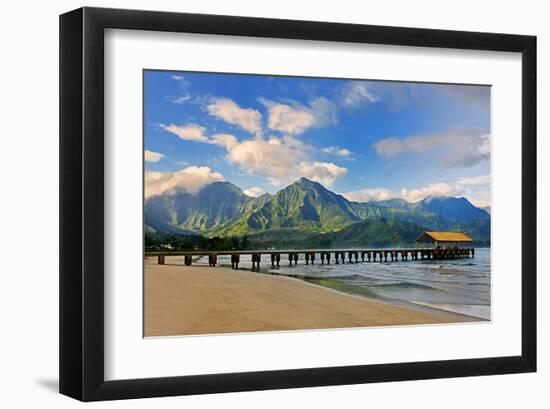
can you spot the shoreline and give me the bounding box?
[144,262,481,337]
[261,270,483,320]
[297,275,489,320]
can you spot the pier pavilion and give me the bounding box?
[415,231,473,250]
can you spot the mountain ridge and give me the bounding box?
[145,178,490,246]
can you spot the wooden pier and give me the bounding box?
[146,247,475,271]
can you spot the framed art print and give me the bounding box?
[60,7,536,401]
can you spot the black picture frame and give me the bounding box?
[60,7,537,401]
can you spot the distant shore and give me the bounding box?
[144,260,477,337]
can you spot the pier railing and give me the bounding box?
[145,247,475,271]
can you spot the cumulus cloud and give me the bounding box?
[260,100,314,135]
[158,95,345,187]
[213,134,348,187]
[373,128,490,168]
[322,146,352,157]
[160,124,209,142]
[144,150,164,162]
[258,97,337,135]
[157,119,336,187]
[344,182,459,203]
[226,137,307,185]
[207,98,262,134]
[343,174,491,207]
[340,81,379,107]
[455,174,490,207]
[243,186,264,197]
[210,133,239,150]
[343,188,395,202]
[296,161,348,187]
[145,166,224,198]
[400,182,460,203]
[470,191,491,208]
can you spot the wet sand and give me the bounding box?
[144,262,476,337]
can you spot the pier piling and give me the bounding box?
[184,255,192,266]
[231,254,240,269]
[208,254,217,267]
[251,254,261,271]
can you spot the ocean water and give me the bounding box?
[166,248,491,320]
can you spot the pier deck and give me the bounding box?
[146,247,475,271]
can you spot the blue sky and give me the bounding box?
[144,70,491,207]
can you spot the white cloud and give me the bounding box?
[373,134,443,158]
[308,97,339,127]
[145,166,224,198]
[158,95,345,187]
[456,174,490,186]
[207,98,262,134]
[296,161,348,187]
[167,94,191,104]
[469,191,491,208]
[211,133,238,150]
[340,81,379,107]
[226,137,306,185]
[343,188,394,202]
[243,186,264,197]
[144,150,164,162]
[343,174,491,207]
[344,182,459,203]
[157,121,318,187]
[258,97,338,135]
[456,174,491,207]
[167,75,192,104]
[160,124,209,142]
[171,74,190,87]
[218,134,347,187]
[373,129,491,168]
[322,146,352,157]
[400,182,460,203]
[260,99,314,135]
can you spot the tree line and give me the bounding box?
[145,234,250,252]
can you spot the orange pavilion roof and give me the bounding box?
[415,231,473,243]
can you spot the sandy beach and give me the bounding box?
[144,261,476,337]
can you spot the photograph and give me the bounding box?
[143,71,492,337]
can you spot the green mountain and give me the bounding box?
[144,181,270,234]
[320,218,426,248]
[144,177,491,248]
[211,177,377,236]
[372,196,489,222]
[244,219,427,250]
[211,178,453,237]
